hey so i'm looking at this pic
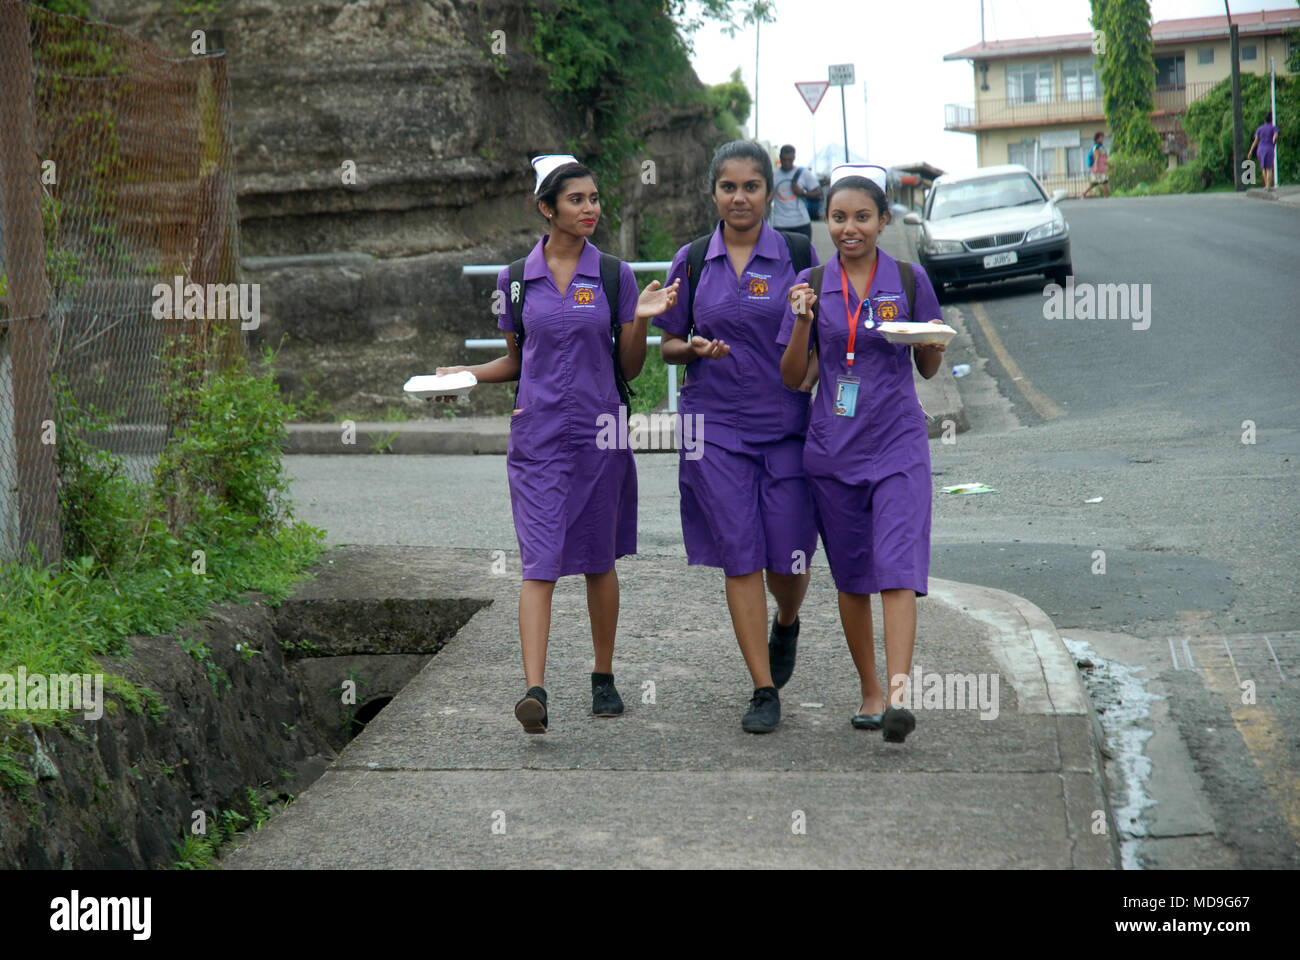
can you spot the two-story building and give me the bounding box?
[943,8,1298,196]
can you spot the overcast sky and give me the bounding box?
[686,0,1293,175]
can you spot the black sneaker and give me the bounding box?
[591,672,624,717]
[514,686,548,734]
[769,615,800,689]
[881,706,916,743]
[741,686,781,733]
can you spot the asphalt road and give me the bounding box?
[894,193,1299,868]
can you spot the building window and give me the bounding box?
[1066,145,1085,176]
[1197,47,1214,65]
[1155,55,1185,88]
[1241,44,1257,61]
[1006,60,1054,104]
[1062,57,1100,101]
[1008,142,1055,176]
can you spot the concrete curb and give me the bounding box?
[282,223,970,455]
[1244,185,1300,206]
[286,417,509,455]
[927,577,1120,867]
[284,369,969,455]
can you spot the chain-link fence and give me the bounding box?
[0,1,244,567]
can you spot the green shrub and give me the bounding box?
[1150,161,1213,194]
[1185,73,1298,186]
[1108,151,1166,191]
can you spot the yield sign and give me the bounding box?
[795,81,829,114]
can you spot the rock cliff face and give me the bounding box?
[90,0,729,416]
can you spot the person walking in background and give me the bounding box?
[1248,112,1279,190]
[437,155,678,734]
[772,144,821,239]
[778,164,946,744]
[1082,132,1109,199]
[654,140,820,734]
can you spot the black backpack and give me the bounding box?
[507,251,634,408]
[684,227,812,340]
[805,257,917,349]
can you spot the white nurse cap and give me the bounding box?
[531,154,580,194]
[830,163,888,193]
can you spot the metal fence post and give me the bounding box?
[0,0,62,566]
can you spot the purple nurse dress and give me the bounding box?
[654,220,820,577]
[496,235,639,581]
[777,249,941,596]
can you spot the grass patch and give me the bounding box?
[0,332,326,796]
[172,785,293,869]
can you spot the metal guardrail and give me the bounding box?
[461,262,680,411]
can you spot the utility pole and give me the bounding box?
[1228,3,1245,190]
[1271,55,1279,186]
[754,20,760,140]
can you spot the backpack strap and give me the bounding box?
[806,262,826,353]
[600,252,635,408]
[776,229,812,275]
[897,258,916,321]
[508,257,527,401]
[684,233,712,341]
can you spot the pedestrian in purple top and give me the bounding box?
[778,164,947,744]
[438,155,679,734]
[655,140,821,734]
[1248,111,1279,190]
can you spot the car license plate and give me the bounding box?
[983,251,1018,269]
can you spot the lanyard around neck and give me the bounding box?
[841,254,878,367]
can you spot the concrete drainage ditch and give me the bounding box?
[273,596,489,753]
[0,589,488,869]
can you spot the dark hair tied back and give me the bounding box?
[824,175,889,222]
[535,161,595,220]
[706,140,774,200]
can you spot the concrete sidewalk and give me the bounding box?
[1244,184,1300,206]
[224,545,1118,869]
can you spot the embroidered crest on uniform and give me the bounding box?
[574,287,595,305]
[877,301,898,321]
[748,277,769,296]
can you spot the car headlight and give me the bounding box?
[1025,215,1065,243]
[925,238,965,255]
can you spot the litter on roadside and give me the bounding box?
[951,363,971,378]
[1085,496,1104,503]
[941,482,997,495]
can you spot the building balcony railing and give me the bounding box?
[945,80,1217,132]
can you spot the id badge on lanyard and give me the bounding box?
[835,257,877,418]
[834,374,861,417]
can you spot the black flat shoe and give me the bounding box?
[591,672,624,717]
[851,711,884,730]
[769,614,800,689]
[514,686,548,734]
[742,686,781,734]
[881,706,916,743]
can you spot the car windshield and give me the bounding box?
[928,173,1046,221]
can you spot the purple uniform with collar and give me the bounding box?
[777,249,939,596]
[497,236,638,581]
[654,220,820,577]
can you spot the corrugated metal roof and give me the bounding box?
[944,6,1300,61]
